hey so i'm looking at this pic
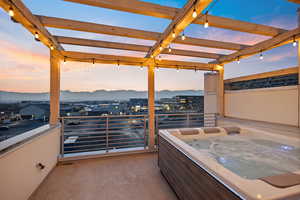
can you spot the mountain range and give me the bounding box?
[0,90,203,103]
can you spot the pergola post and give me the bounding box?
[217,66,225,117]
[298,8,300,128]
[147,63,155,150]
[49,50,61,125]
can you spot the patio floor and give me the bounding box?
[29,153,178,200]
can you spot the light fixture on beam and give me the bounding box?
[50,45,54,50]
[204,12,209,28]
[34,32,40,41]
[63,56,67,65]
[293,36,297,47]
[176,66,179,72]
[8,7,14,17]
[172,30,176,38]
[259,51,263,60]
[192,8,197,18]
[117,60,120,69]
[181,32,186,40]
[158,56,162,61]
[156,66,159,72]
[237,56,240,64]
[168,46,172,52]
[159,45,163,51]
[92,58,95,65]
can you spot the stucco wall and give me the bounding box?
[225,86,299,126]
[0,125,61,200]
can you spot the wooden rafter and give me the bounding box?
[38,15,249,51]
[0,0,63,51]
[288,0,300,4]
[146,0,213,58]
[63,0,286,36]
[60,51,215,71]
[56,36,225,59]
[214,28,300,64]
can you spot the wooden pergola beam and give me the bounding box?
[288,0,300,3]
[215,28,300,64]
[0,0,63,51]
[60,51,215,71]
[38,15,249,51]
[64,0,286,36]
[146,0,213,58]
[56,36,225,59]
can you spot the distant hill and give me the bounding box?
[0,90,203,103]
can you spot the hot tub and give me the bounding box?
[158,127,300,200]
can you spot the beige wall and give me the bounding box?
[225,86,299,126]
[0,126,61,200]
[204,73,218,114]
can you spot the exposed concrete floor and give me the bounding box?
[218,117,300,138]
[29,153,178,200]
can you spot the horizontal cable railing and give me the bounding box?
[60,113,216,157]
[156,113,214,130]
[61,115,147,156]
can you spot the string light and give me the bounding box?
[259,51,263,60]
[181,32,186,40]
[63,56,66,65]
[237,56,240,64]
[168,46,172,52]
[34,32,40,41]
[204,12,209,28]
[172,31,176,38]
[151,55,154,58]
[8,7,14,17]
[192,8,197,18]
[50,45,54,50]
[293,36,297,47]
[159,45,163,51]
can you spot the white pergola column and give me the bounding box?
[49,50,61,125]
[148,63,155,150]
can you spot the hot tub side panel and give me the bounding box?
[158,136,242,200]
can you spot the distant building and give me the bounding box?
[174,95,204,112]
[19,104,49,120]
[128,98,148,113]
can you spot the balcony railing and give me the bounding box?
[60,113,216,157]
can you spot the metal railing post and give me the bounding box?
[105,116,109,153]
[143,115,147,149]
[61,118,65,157]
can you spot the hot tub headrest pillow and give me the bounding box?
[223,126,241,134]
[203,127,221,134]
[179,128,199,135]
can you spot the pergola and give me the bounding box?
[1,0,299,150]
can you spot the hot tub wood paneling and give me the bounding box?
[158,136,242,200]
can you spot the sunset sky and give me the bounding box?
[0,0,298,93]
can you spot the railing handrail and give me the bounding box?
[60,114,147,119]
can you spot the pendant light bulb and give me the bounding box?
[8,7,14,17]
[192,8,197,18]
